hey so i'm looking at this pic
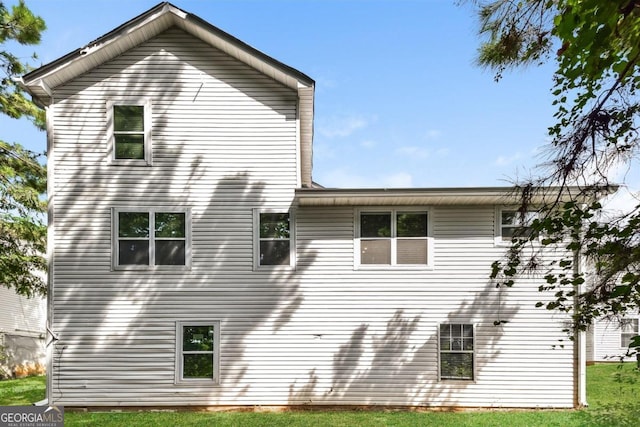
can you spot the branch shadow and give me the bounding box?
[287,280,519,407]
[47,26,314,405]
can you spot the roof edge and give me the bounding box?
[295,185,618,206]
[21,2,314,89]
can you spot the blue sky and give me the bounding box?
[0,0,599,189]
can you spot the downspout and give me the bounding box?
[42,83,57,406]
[573,245,587,407]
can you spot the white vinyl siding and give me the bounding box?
[47,27,577,409]
[587,314,640,362]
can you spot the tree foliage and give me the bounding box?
[0,1,46,297]
[473,0,640,351]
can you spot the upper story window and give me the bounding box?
[621,318,639,347]
[498,209,538,243]
[107,100,152,164]
[357,209,432,268]
[254,210,295,269]
[113,208,190,269]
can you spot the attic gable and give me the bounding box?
[20,1,315,187]
[21,2,313,103]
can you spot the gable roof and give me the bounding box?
[19,1,315,187]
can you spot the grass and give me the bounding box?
[0,375,45,406]
[1,364,640,426]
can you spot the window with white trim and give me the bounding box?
[254,210,294,268]
[498,209,538,242]
[621,318,639,347]
[357,209,430,266]
[107,100,152,164]
[439,323,475,380]
[176,321,220,384]
[113,208,190,269]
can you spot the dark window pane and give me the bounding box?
[451,337,463,351]
[114,105,144,132]
[502,226,533,241]
[440,324,451,336]
[183,354,213,378]
[440,352,474,380]
[397,212,427,237]
[463,338,474,351]
[183,325,214,351]
[118,240,149,265]
[118,212,149,237]
[440,336,450,351]
[501,211,517,226]
[260,240,290,265]
[361,213,391,238]
[260,213,290,238]
[621,319,639,346]
[502,227,515,239]
[155,240,185,265]
[115,134,144,159]
[360,239,391,264]
[397,239,427,264]
[463,324,474,338]
[155,213,186,238]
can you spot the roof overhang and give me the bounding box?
[294,186,618,207]
[19,2,314,104]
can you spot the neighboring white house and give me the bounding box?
[586,314,640,363]
[21,2,605,409]
[0,286,46,378]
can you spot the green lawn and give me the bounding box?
[2,364,640,426]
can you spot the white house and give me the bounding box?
[21,2,601,409]
[587,314,640,363]
[0,286,46,378]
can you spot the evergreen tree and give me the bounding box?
[472,0,640,349]
[0,1,46,296]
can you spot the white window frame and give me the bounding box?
[495,207,539,245]
[175,320,220,385]
[112,207,191,270]
[620,318,639,348]
[107,99,152,165]
[354,207,433,269]
[253,209,296,270]
[438,323,476,382]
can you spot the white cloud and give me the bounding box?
[317,168,413,189]
[318,114,368,138]
[360,140,376,149]
[382,172,413,188]
[312,141,336,160]
[424,129,442,140]
[395,146,429,159]
[602,187,640,216]
[495,153,523,166]
[435,147,450,156]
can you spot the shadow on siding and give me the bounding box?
[48,28,314,405]
[286,281,518,406]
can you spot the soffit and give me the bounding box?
[294,186,615,207]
